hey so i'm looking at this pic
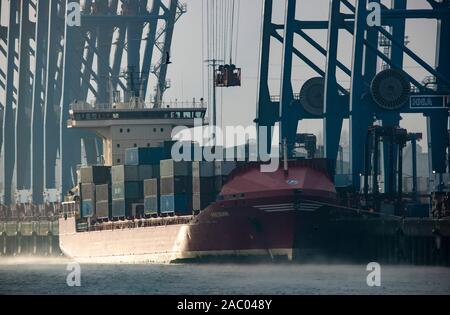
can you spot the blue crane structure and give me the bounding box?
[0,0,185,207]
[256,0,450,193]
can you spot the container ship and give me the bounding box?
[58,100,340,263]
[60,160,337,263]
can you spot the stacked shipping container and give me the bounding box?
[79,166,111,218]
[192,161,216,210]
[78,143,243,220]
[144,178,160,216]
[95,184,111,219]
[160,159,193,215]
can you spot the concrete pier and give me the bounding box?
[0,221,61,257]
[322,218,450,266]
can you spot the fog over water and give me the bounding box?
[0,258,449,295]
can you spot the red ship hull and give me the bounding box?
[181,160,338,261]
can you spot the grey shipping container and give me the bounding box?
[193,193,216,211]
[144,178,159,197]
[96,200,111,219]
[80,166,111,184]
[160,159,192,177]
[160,176,193,195]
[112,198,143,218]
[144,196,159,215]
[112,199,126,218]
[95,184,110,202]
[112,181,143,200]
[192,161,215,178]
[138,165,155,180]
[193,177,216,194]
[111,165,139,182]
[80,183,96,200]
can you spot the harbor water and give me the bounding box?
[0,258,449,295]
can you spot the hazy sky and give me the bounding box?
[0,0,441,150]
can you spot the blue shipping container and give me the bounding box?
[160,194,192,215]
[81,199,95,218]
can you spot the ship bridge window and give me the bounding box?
[183,112,192,119]
[76,113,87,120]
[194,111,203,118]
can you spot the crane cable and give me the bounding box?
[229,0,235,64]
[205,0,239,63]
[234,0,240,65]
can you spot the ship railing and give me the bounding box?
[70,100,207,112]
[82,216,192,233]
[270,93,300,103]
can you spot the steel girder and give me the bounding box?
[43,0,64,197]
[152,0,180,106]
[60,0,83,199]
[126,0,142,100]
[141,0,161,101]
[31,0,50,204]
[15,0,35,202]
[0,0,6,156]
[256,0,277,156]
[427,0,450,178]
[323,0,347,166]
[1,0,20,205]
